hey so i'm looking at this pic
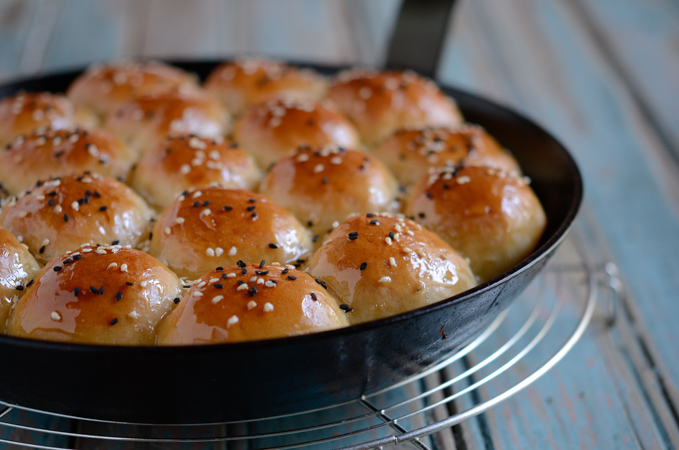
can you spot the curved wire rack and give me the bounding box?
[0,235,601,450]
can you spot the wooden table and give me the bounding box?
[1,0,678,448]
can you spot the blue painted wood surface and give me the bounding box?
[0,0,678,448]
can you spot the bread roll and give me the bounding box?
[0,92,96,148]
[67,61,197,118]
[308,213,476,324]
[406,166,546,283]
[130,134,260,209]
[0,128,135,195]
[149,187,312,279]
[157,264,348,344]
[231,98,360,169]
[326,69,463,147]
[0,226,41,334]
[105,89,228,156]
[260,146,400,236]
[373,125,521,187]
[6,245,182,345]
[204,58,327,116]
[0,173,154,265]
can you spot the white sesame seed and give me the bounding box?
[237,283,248,291]
[379,276,392,283]
[209,278,220,284]
[52,136,62,146]
[120,264,128,272]
[175,217,185,224]
[330,156,343,165]
[393,233,400,241]
[53,205,62,213]
[42,238,50,246]
[227,273,236,278]
[296,153,310,162]
[389,257,397,267]
[215,247,224,257]
[209,150,220,161]
[257,278,265,285]
[95,248,107,255]
[227,315,239,326]
[107,262,118,270]
[51,311,61,321]
[192,191,202,199]
[82,247,93,253]
[179,164,191,175]
[200,208,211,217]
[189,137,207,149]
[140,281,148,288]
[165,227,172,235]
[265,280,276,288]
[263,302,274,312]
[18,211,27,218]
[416,281,425,291]
[332,221,339,229]
[35,136,47,146]
[206,247,215,257]
[71,201,79,211]
[211,295,224,304]
[385,237,392,245]
[87,144,99,158]
[228,246,237,256]
[457,175,471,185]
[128,310,139,319]
[197,281,207,288]
[403,247,413,254]
[313,164,325,173]
[250,276,258,283]
[69,134,79,143]
[194,291,204,297]
[406,230,415,236]
[247,300,257,310]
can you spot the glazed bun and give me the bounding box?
[0,92,96,147]
[105,89,228,156]
[6,245,182,345]
[406,166,546,283]
[130,134,260,209]
[67,61,197,118]
[260,146,400,236]
[0,128,135,195]
[157,264,348,344]
[0,173,154,265]
[204,58,327,116]
[231,99,360,169]
[0,227,41,334]
[149,188,312,279]
[373,125,521,187]
[326,69,463,147]
[308,213,476,325]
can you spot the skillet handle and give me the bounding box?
[384,0,458,80]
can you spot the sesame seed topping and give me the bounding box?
[165,227,172,235]
[313,164,325,173]
[107,262,118,269]
[385,237,392,245]
[200,208,212,217]
[226,273,236,278]
[206,247,215,257]
[268,243,278,249]
[129,311,139,319]
[263,302,274,312]
[389,257,397,267]
[174,297,181,304]
[211,295,224,304]
[116,291,123,301]
[96,248,107,255]
[360,262,367,270]
[179,164,191,174]
[227,315,239,326]
[310,292,318,301]
[457,175,471,185]
[247,300,257,310]
[339,304,353,312]
[140,281,148,288]
[379,276,392,283]
[265,280,276,288]
[120,264,128,272]
[194,291,204,297]
[175,217,185,224]
[403,247,413,254]
[51,311,61,321]
[237,283,249,291]
[110,318,119,326]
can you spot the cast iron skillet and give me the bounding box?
[0,60,582,424]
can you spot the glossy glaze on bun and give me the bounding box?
[6,245,182,345]
[67,61,198,118]
[149,187,312,279]
[205,58,327,116]
[308,213,476,324]
[326,69,463,147]
[260,146,400,236]
[105,89,228,156]
[373,125,521,187]
[0,128,135,195]
[231,98,360,169]
[130,134,260,209]
[157,264,348,345]
[0,173,154,264]
[0,92,96,147]
[0,226,41,334]
[406,166,546,283]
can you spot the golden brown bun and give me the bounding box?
[231,99,360,169]
[260,146,400,236]
[0,226,41,334]
[373,125,521,187]
[204,58,327,116]
[308,213,476,325]
[130,134,261,209]
[0,173,154,265]
[157,264,348,344]
[67,61,198,118]
[0,128,135,195]
[6,245,182,345]
[149,187,312,279]
[104,89,228,156]
[326,69,463,147]
[0,92,97,148]
[406,166,546,283]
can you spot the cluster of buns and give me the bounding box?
[0,59,546,345]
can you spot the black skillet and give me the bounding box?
[0,1,582,424]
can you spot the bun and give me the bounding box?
[231,99,359,169]
[0,226,40,333]
[308,213,476,324]
[326,70,463,147]
[406,166,546,282]
[0,92,96,147]
[204,58,327,116]
[105,89,228,156]
[0,173,154,265]
[260,146,400,236]
[67,61,198,118]
[0,128,135,195]
[6,245,182,345]
[130,134,260,209]
[149,187,312,279]
[157,264,348,344]
[373,125,521,187]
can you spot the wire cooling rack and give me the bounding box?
[0,235,603,450]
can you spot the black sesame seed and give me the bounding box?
[72,254,82,260]
[63,214,69,222]
[126,282,134,286]
[237,260,246,268]
[202,201,210,207]
[15,285,23,291]
[367,213,375,217]
[181,190,189,196]
[241,268,247,275]
[251,212,258,218]
[193,201,200,207]
[223,206,233,211]
[99,206,108,212]
[443,184,450,190]
[86,190,92,197]
[360,262,367,270]
[348,235,358,241]
[110,318,119,326]
[63,258,72,265]
[259,260,265,268]
[418,212,426,219]
[369,220,380,225]
[214,283,224,289]
[307,220,313,227]
[98,286,104,295]
[74,287,80,297]
[322,177,329,184]
[297,259,305,264]
[221,273,227,279]
[237,280,245,286]
[89,286,98,294]
[26,279,34,288]
[315,279,328,290]
[48,198,55,206]
[47,191,57,196]
[216,266,224,271]
[287,275,297,280]
[339,304,353,312]
[53,266,63,272]
[389,232,395,239]
[426,192,433,199]
[282,268,289,274]
[310,292,317,301]
[255,270,269,275]
[93,191,101,198]
[116,291,123,301]
[174,297,181,304]
[248,198,257,203]
[246,206,256,211]
[268,243,278,249]
[111,240,119,245]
